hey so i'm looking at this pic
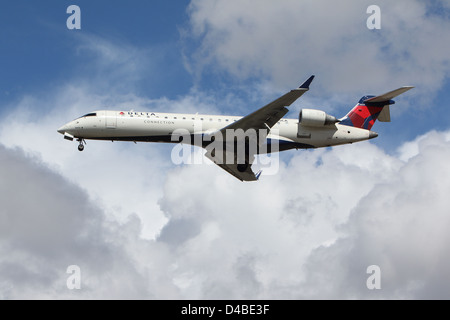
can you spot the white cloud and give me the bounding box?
[0,144,178,299]
[2,124,450,298]
[157,130,450,299]
[296,130,450,299]
[185,0,450,100]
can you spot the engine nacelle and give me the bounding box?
[64,132,74,141]
[299,109,338,127]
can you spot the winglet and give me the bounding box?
[255,170,263,180]
[299,75,315,89]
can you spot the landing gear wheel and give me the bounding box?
[77,138,85,151]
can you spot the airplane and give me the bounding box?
[57,76,413,181]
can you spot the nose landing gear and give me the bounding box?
[77,138,86,151]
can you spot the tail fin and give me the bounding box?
[340,86,414,130]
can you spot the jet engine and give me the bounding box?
[299,109,339,127]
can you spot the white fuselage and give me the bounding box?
[57,110,377,152]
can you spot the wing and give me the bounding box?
[207,75,315,181]
[222,75,315,132]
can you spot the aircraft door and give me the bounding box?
[105,111,117,129]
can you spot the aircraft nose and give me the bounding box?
[57,125,66,134]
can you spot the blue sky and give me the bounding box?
[1,0,450,300]
[0,1,192,104]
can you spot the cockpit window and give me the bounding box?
[75,112,97,120]
[82,113,97,117]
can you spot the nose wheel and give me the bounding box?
[77,138,86,151]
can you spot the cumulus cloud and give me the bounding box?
[296,130,450,299]
[0,144,178,299]
[2,93,450,299]
[185,0,450,100]
[156,130,450,299]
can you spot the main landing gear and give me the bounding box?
[77,138,86,151]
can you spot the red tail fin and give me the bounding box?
[340,87,414,130]
[339,97,384,130]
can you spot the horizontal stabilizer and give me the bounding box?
[365,86,414,103]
